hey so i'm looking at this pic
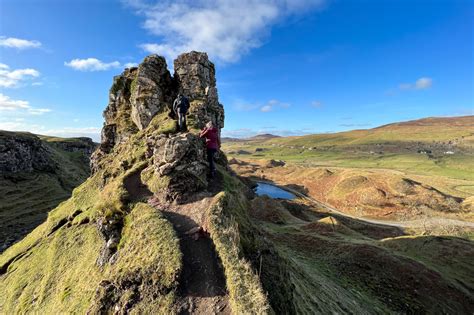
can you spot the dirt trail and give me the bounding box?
[148,181,230,314]
[162,209,229,314]
[123,170,230,314]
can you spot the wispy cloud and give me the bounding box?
[0,63,40,88]
[399,77,433,91]
[64,58,138,71]
[0,93,51,115]
[232,99,290,112]
[127,0,325,63]
[64,58,121,71]
[0,36,42,49]
[124,62,138,68]
[0,93,29,110]
[311,100,323,108]
[232,99,260,112]
[260,99,290,112]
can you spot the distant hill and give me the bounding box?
[262,116,474,149]
[0,130,96,251]
[222,133,280,143]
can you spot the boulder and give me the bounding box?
[265,159,286,168]
[147,133,208,202]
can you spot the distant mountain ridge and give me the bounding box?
[222,133,280,143]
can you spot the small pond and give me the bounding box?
[254,182,296,200]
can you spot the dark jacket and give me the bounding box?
[200,127,220,149]
[173,95,190,114]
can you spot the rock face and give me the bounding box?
[130,55,174,130]
[92,51,226,201]
[174,51,224,130]
[52,137,96,156]
[101,67,137,152]
[145,133,208,202]
[0,131,52,173]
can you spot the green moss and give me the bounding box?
[130,76,138,96]
[141,167,170,194]
[206,192,270,314]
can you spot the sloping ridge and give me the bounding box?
[0,52,270,314]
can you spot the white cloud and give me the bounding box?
[0,36,42,49]
[124,62,138,68]
[415,77,432,89]
[0,93,30,110]
[28,108,52,115]
[64,58,139,71]
[0,63,40,88]
[128,0,325,63]
[64,58,121,71]
[399,77,433,91]
[260,99,290,112]
[260,105,273,112]
[233,99,290,112]
[0,93,51,115]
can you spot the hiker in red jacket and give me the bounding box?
[199,121,220,178]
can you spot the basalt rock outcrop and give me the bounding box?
[174,52,224,130]
[92,51,225,201]
[130,55,175,130]
[0,131,53,173]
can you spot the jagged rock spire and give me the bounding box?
[96,51,224,155]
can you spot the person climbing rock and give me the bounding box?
[173,93,190,132]
[199,121,220,178]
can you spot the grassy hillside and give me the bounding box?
[0,116,272,314]
[0,131,95,252]
[223,116,474,199]
[267,116,474,147]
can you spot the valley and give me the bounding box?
[223,116,474,239]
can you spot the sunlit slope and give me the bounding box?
[266,116,474,147]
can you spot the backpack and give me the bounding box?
[175,96,189,113]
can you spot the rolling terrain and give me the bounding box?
[224,116,474,237]
[1,54,473,314]
[0,131,96,251]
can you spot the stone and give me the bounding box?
[265,159,286,168]
[147,133,208,201]
[174,51,224,130]
[130,55,174,130]
[92,51,227,187]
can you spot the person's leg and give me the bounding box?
[177,112,183,131]
[207,148,216,177]
[182,114,187,131]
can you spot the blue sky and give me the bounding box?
[0,0,472,141]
